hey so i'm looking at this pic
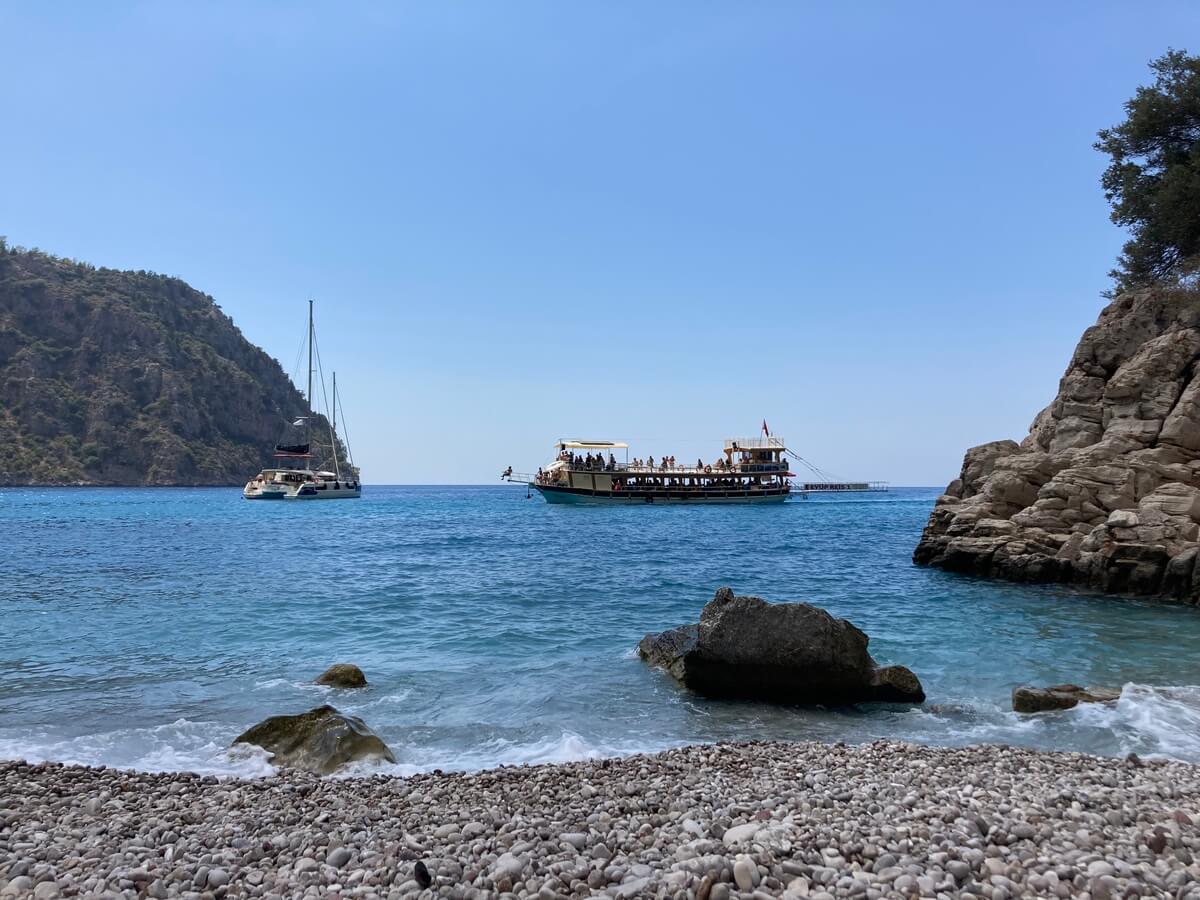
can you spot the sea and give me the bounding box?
[2,485,1199,778]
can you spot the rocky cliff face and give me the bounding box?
[0,243,326,485]
[914,285,1200,604]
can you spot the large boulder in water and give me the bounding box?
[233,705,396,774]
[315,663,368,688]
[1012,683,1122,713]
[638,588,925,705]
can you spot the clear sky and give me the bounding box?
[2,2,1195,484]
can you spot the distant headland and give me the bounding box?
[0,241,327,486]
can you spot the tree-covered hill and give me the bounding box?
[0,241,325,485]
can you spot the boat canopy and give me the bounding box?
[724,437,786,451]
[557,440,629,449]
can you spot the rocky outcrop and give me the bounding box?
[914,285,1200,604]
[1012,684,1122,713]
[638,588,925,705]
[315,663,368,688]
[0,242,338,485]
[232,705,395,774]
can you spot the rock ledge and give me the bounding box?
[915,285,1200,604]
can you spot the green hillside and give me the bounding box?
[0,241,327,485]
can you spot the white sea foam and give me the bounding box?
[1070,682,1200,760]
[0,719,278,779]
[896,683,1200,763]
[3,683,1197,778]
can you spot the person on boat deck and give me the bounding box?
[648,455,655,469]
[609,452,616,469]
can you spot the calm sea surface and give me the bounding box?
[2,485,1199,776]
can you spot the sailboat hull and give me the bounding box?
[243,476,362,500]
[289,484,362,500]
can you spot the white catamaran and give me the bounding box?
[243,301,361,500]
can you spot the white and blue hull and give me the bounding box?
[534,485,789,505]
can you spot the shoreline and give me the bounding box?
[2,739,1197,899]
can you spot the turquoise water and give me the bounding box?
[2,485,1199,776]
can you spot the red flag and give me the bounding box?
[762,419,769,436]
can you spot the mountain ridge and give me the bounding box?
[0,241,330,486]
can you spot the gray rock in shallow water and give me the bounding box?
[1012,684,1121,713]
[638,588,924,705]
[233,705,395,774]
[314,663,368,688]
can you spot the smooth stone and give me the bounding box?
[492,852,524,882]
[232,705,396,774]
[734,858,757,891]
[315,663,368,688]
[205,868,229,888]
[722,823,760,846]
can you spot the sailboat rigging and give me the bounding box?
[243,301,362,500]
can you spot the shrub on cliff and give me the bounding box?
[1097,49,1200,293]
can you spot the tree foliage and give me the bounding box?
[1097,50,1200,293]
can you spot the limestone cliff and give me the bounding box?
[0,243,327,485]
[914,285,1200,604]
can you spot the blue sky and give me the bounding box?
[2,2,1195,484]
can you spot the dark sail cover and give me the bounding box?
[274,443,311,455]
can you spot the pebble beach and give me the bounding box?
[2,740,1198,899]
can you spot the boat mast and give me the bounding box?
[330,371,341,480]
[306,300,314,417]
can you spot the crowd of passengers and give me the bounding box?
[557,450,744,473]
[559,450,621,471]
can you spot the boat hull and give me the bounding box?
[243,490,288,500]
[243,483,361,500]
[533,485,789,505]
[290,486,362,500]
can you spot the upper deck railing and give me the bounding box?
[550,462,788,476]
[724,436,786,451]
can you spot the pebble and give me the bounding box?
[734,857,758,890]
[0,741,1195,899]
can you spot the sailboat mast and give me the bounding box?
[328,370,341,480]
[306,300,314,415]
[332,371,339,472]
